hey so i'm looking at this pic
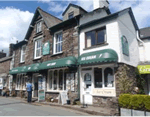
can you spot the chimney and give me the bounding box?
[2,50,3,53]
[9,43,14,57]
[93,0,109,10]
[16,40,18,44]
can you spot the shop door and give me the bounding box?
[34,77,38,97]
[82,70,93,105]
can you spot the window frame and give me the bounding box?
[34,36,43,59]
[20,45,26,63]
[85,26,107,48]
[36,21,42,33]
[53,30,63,55]
[68,11,74,19]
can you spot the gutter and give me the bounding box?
[137,30,146,62]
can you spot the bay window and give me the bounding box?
[85,27,106,48]
[53,31,63,54]
[34,38,42,59]
[20,45,26,63]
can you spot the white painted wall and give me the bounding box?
[139,40,150,62]
[80,9,108,25]
[79,11,139,67]
[117,12,139,67]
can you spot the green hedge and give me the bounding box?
[119,94,150,111]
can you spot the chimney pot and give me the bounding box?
[93,0,109,10]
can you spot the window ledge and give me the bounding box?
[33,57,42,61]
[51,52,63,57]
[20,61,25,64]
[46,90,66,93]
[83,43,108,50]
[34,31,43,38]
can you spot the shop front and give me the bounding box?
[78,49,118,105]
[138,64,150,95]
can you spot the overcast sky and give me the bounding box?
[0,0,150,55]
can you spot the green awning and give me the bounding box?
[9,63,41,75]
[78,49,118,65]
[9,66,27,75]
[39,56,77,70]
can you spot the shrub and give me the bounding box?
[119,94,150,111]
[144,95,150,111]
[119,94,131,109]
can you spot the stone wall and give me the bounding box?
[0,59,11,74]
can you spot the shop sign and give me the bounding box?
[92,89,116,97]
[81,54,103,61]
[138,65,150,74]
[42,41,50,55]
[38,89,45,102]
[47,62,56,67]
[60,92,68,105]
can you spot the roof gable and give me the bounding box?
[62,3,87,16]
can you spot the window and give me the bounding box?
[85,27,106,48]
[104,68,114,87]
[94,67,114,88]
[36,21,42,33]
[48,71,53,90]
[121,35,129,56]
[54,32,63,54]
[68,12,74,19]
[34,38,42,59]
[94,68,102,88]
[53,70,58,90]
[20,45,26,63]
[59,70,63,90]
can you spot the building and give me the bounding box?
[9,6,85,102]
[0,50,6,59]
[8,0,141,112]
[78,0,139,109]
[138,27,150,95]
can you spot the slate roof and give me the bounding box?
[139,27,150,39]
[0,56,12,63]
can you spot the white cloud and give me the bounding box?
[0,7,33,55]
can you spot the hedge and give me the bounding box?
[119,94,150,111]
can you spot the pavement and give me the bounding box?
[0,96,119,116]
[0,97,90,116]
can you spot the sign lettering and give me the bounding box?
[47,62,56,66]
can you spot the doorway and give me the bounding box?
[81,70,93,105]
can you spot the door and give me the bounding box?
[82,70,93,105]
[34,76,38,97]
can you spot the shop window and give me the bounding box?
[85,27,106,48]
[59,70,63,90]
[54,70,58,90]
[53,31,63,54]
[94,68,102,88]
[104,67,114,87]
[64,70,67,90]
[20,45,26,63]
[49,71,53,90]
[34,38,42,59]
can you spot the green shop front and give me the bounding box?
[78,49,118,105]
[9,56,78,103]
[138,64,150,95]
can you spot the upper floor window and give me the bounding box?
[53,31,63,54]
[36,21,42,33]
[34,37,42,59]
[68,12,74,19]
[20,45,26,63]
[85,27,106,48]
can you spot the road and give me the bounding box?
[0,97,90,116]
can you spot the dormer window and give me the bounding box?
[36,21,42,33]
[68,12,74,19]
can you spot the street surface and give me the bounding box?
[0,97,90,116]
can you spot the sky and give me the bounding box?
[0,0,150,55]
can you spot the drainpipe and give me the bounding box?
[137,30,146,62]
[75,16,80,99]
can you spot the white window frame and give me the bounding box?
[53,30,63,55]
[20,45,26,63]
[34,36,43,59]
[36,21,42,33]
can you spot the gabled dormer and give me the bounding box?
[62,3,87,21]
